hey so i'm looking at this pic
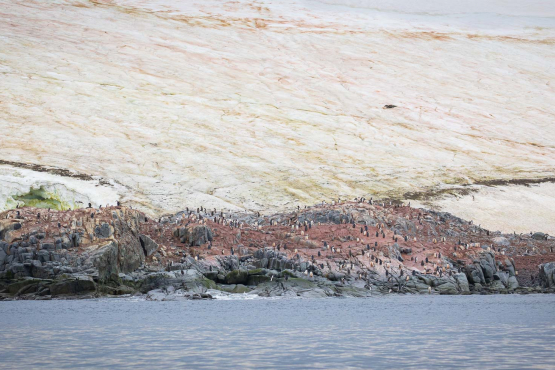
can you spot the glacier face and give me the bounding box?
[1,0,554,222]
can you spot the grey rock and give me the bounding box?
[0,249,6,265]
[225,270,249,285]
[453,273,470,292]
[490,280,506,290]
[41,243,55,251]
[507,276,519,290]
[436,280,458,295]
[539,262,555,288]
[189,225,213,246]
[139,234,159,257]
[95,223,113,239]
[37,250,50,263]
[50,277,96,296]
[492,237,509,246]
[89,241,120,283]
[465,262,485,285]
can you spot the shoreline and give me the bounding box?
[1,199,554,301]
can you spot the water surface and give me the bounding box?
[1,295,554,369]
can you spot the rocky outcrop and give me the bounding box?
[90,242,120,283]
[50,276,96,296]
[0,219,22,243]
[465,252,518,291]
[539,262,555,288]
[173,225,213,246]
[385,243,403,262]
[1,201,553,301]
[139,234,159,257]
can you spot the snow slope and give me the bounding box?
[1,0,554,224]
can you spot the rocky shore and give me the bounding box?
[1,200,554,301]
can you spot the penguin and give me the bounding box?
[428,286,432,294]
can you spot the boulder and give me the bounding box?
[492,237,509,246]
[90,242,120,283]
[139,234,159,256]
[117,239,145,275]
[490,280,506,290]
[88,238,148,282]
[8,279,41,294]
[453,273,470,292]
[532,232,547,241]
[539,262,555,288]
[384,243,402,262]
[479,252,497,284]
[503,258,516,277]
[399,247,412,255]
[225,270,248,285]
[189,225,213,246]
[507,276,519,290]
[247,274,271,285]
[231,284,251,294]
[174,225,213,246]
[50,277,96,296]
[436,281,458,295]
[394,217,417,234]
[0,220,22,241]
[70,232,82,248]
[95,223,113,239]
[465,262,485,285]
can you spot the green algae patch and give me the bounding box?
[12,187,76,210]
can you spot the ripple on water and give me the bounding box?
[0,295,554,369]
